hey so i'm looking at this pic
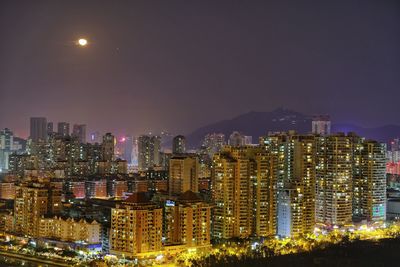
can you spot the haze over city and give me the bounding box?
[1,0,400,138]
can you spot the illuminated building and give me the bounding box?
[14,183,62,237]
[30,117,47,142]
[47,122,53,135]
[164,191,211,247]
[169,156,199,195]
[138,135,161,171]
[108,179,128,198]
[57,122,70,137]
[90,131,101,144]
[202,133,225,157]
[353,139,386,222]
[316,133,353,226]
[312,115,331,135]
[228,131,251,147]
[172,135,186,154]
[213,146,270,239]
[8,154,38,177]
[65,180,86,199]
[261,132,316,237]
[130,179,149,193]
[85,180,108,199]
[110,192,162,257]
[0,182,15,199]
[291,135,316,235]
[39,216,101,244]
[102,133,115,161]
[0,128,14,171]
[254,151,277,236]
[72,124,87,143]
[95,160,128,175]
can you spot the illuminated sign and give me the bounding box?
[166,200,175,207]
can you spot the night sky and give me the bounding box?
[0,0,399,138]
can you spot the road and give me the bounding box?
[0,250,72,267]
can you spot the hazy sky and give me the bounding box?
[0,0,399,138]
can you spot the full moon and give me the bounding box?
[78,38,88,46]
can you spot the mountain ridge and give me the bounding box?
[185,108,400,148]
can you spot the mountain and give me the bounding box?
[186,108,400,148]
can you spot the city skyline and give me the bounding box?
[1,0,400,138]
[0,1,399,265]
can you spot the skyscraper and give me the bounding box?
[212,146,273,239]
[228,131,246,147]
[203,133,225,157]
[312,115,331,135]
[57,122,70,137]
[169,155,199,195]
[102,133,115,161]
[172,135,186,154]
[276,134,317,237]
[138,135,161,171]
[72,124,87,143]
[316,133,353,226]
[30,117,47,142]
[0,128,14,171]
[47,122,54,135]
[353,139,386,222]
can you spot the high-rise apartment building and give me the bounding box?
[47,122,54,135]
[102,133,115,161]
[138,135,161,171]
[353,139,386,222]
[203,133,225,157]
[169,156,199,195]
[14,183,62,237]
[172,135,186,154]
[72,124,87,143]
[228,131,252,146]
[30,117,47,142]
[164,191,211,247]
[274,135,317,237]
[57,122,70,137]
[0,128,14,171]
[316,133,353,226]
[312,115,331,135]
[212,146,274,239]
[110,193,162,257]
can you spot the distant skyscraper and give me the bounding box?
[89,131,101,143]
[122,136,133,164]
[203,133,225,157]
[0,128,14,171]
[169,155,199,195]
[172,135,186,154]
[30,117,47,142]
[312,115,331,135]
[138,135,161,171]
[57,122,70,137]
[228,131,252,146]
[47,122,53,135]
[102,133,115,161]
[72,124,86,143]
